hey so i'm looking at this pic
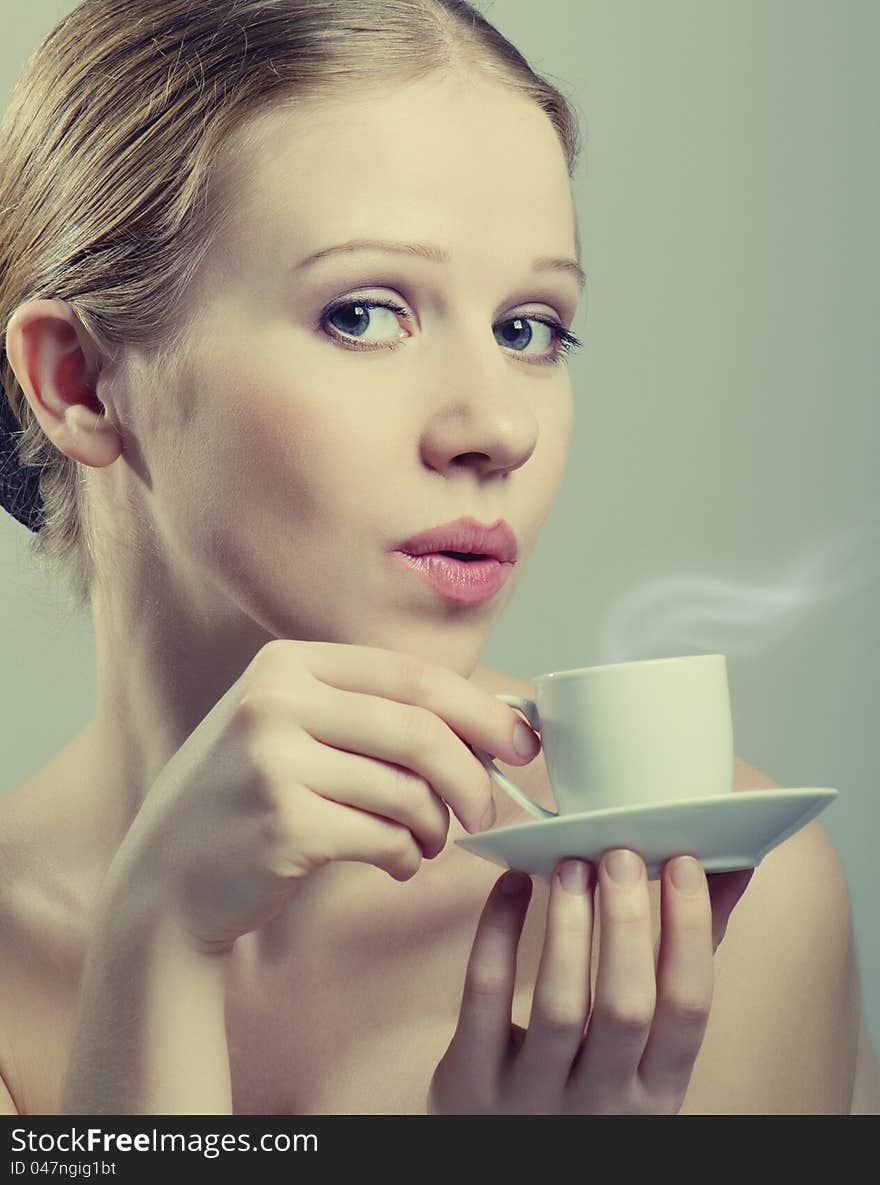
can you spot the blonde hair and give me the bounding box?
[0,0,583,612]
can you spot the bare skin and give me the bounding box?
[5,70,580,847]
[0,663,820,1114]
[2,70,875,1114]
[0,673,869,1114]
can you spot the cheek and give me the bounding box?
[229,381,391,499]
[555,401,574,477]
[534,391,573,490]
[554,381,574,439]
[200,381,328,531]
[162,364,393,555]
[140,363,316,555]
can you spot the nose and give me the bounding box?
[417,328,540,479]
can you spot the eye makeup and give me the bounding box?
[317,295,583,367]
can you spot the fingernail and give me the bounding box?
[671,856,704,894]
[480,799,497,830]
[558,859,589,894]
[513,720,540,760]
[501,871,529,897]
[606,849,641,884]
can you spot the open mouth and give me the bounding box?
[437,551,490,562]
[392,548,512,604]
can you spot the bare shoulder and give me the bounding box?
[0,782,61,978]
[0,778,84,928]
[475,672,870,1113]
[0,778,93,1108]
[683,803,862,1113]
[0,790,32,1113]
[0,785,39,922]
[699,755,874,1112]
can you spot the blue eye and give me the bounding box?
[493,315,582,366]
[318,298,582,367]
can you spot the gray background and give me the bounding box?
[2,1,877,1053]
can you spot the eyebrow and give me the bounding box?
[295,238,587,292]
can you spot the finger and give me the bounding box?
[569,849,655,1097]
[707,867,755,950]
[293,640,541,767]
[445,871,534,1097]
[291,731,451,859]
[278,783,427,882]
[637,856,713,1104]
[653,867,753,969]
[290,675,503,835]
[511,860,596,1102]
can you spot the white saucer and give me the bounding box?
[455,788,838,882]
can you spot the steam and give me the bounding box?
[593,520,880,665]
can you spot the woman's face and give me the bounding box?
[118,71,582,672]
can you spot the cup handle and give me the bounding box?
[470,694,558,821]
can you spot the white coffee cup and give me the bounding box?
[471,654,734,820]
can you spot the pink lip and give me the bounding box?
[391,516,518,563]
[390,550,513,605]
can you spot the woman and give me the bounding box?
[0,0,875,1115]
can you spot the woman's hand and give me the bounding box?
[427,849,754,1115]
[97,639,534,955]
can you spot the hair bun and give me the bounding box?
[0,382,44,532]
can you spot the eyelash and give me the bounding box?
[318,297,583,367]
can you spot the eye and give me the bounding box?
[320,298,411,349]
[492,316,582,367]
[318,296,582,367]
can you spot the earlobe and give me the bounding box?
[55,402,124,469]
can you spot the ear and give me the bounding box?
[5,298,123,468]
